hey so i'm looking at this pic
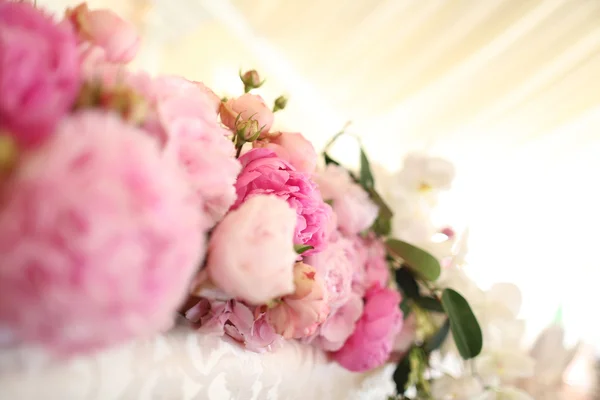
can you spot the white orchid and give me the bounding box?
[395,153,455,194]
[430,375,484,399]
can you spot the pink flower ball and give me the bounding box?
[220,93,274,136]
[206,195,298,305]
[66,3,140,64]
[234,148,331,255]
[0,111,206,355]
[315,165,379,236]
[0,1,80,146]
[185,299,282,353]
[332,284,403,372]
[254,132,318,174]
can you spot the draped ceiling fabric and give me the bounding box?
[42,0,600,346]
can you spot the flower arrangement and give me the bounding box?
[0,2,555,399]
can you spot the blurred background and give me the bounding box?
[43,0,600,393]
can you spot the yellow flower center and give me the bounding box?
[419,182,432,193]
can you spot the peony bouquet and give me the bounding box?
[0,2,556,399]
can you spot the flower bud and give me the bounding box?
[236,118,261,142]
[273,95,288,112]
[240,69,264,93]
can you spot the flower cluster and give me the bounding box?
[0,5,554,399]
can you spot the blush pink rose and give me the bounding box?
[220,94,274,137]
[0,111,206,355]
[0,1,80,146]
[254,132,318,173]
[305,236,355,309]
[266,262,329,339]
[311,293,364,351]
[315,164,378,236]
[332,284,403,372]
[206,195,298,305]
[234,148,331,255]
[66,3,140,63]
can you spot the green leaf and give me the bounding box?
[367,187,393,219]
[441,288,483,359]
[294,244,313,255]
[393,355,411,394]
[415,296,444,313]
[359,148,375,190]
[324,199,334,206]
[323,152,340,166]
[394,267,421,299]
[386,239,441,281]
[371,215,392,236]
[423,319,451,354]
[399,298,412,318]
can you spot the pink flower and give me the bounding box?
[312,293,364,351]
[206,195,298,305]
[305,236,355,309]
[254,132,318,173]
[315,165,378,236]
[66,3,140,63]
[0,111,206,355]
[234,148,331,255]
[393,312,416,355]
[351,234,390,295]
[266,262,329,339]
[193,81,222,114]
[220,94,274,137]
[91,72,240,226]
[153,76,241,226]
[332,284,403,372]
[185,299,282,353]
[0,1,80,146]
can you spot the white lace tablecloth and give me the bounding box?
[0,326,396,400]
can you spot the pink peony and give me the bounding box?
[65,3,140,64]
[219,94,274,137]
[312,293,364,351]
[90,71,240,226]
[305,236,355,309]
[0,1,80,146]
[393,312,416,355]
[351,234,390,295]
[153,76,241,226]
[266,262,329,339]
[234,148,331,255]
[206,195,298,305]
[314,164,378,236]
[254,132,318,174]
[185,299,282,353]
[0,110,206,355]
[332,284,403,372]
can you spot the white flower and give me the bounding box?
[475,386,534,400]
[395,153,455,194]
[430,375,484,399]
[476,348,536,382]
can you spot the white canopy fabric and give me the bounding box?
[40,0,600,346]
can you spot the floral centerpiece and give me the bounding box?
[0,2,560,399]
